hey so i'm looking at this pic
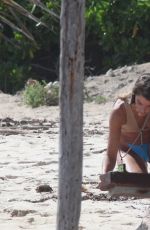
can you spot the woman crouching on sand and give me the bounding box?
[102,74,150,175]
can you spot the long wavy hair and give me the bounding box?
[130,73,150,104]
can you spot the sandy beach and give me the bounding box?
[1,62,150,229]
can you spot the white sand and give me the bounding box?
[1,62,150,229]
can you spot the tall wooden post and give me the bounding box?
[57,0,85,230]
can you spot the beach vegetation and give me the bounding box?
[0,0,150,93]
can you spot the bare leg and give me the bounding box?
[117,152,147,173]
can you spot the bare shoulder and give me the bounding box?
[110,99,126,126]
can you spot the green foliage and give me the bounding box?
[85,94,107,104]
[85,0,108,37]
[23,81,59,107]
[85,0,150,71]
[95,95,107,104]
[23,81,46,108]
[0,62,28,94]
[84,93,107,104]
[1,0,150,94]
[100,0,150,68]
[84,86,107,104]
[0,37,35,93]
[0,0,60,94]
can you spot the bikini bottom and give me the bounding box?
[128,143,150,162]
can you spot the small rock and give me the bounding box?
[106,69,115,77]
[128,66,134,72]
[121,65,128,73]
[11,209,36,217]
[128,79,134,83]
[0,177,5,180]
[36,184,53,193]
[28,217,35,223]
[117,83,126,89]
[44,82,52,90]
[86,76,93,81]
[53,81,59,86]
[104,79,109,83]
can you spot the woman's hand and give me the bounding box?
[98,174,109,191]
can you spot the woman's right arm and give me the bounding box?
[102,104,125,173]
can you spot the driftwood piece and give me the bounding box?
[0,128,27,135]
[100,172,150,198]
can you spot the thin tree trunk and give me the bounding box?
[57,0,85,230]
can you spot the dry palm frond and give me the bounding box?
[1,0,47,27]
[28,0,60,20]
[8,7,35,42]
[0,0,59,42]
[0,15,35,42]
